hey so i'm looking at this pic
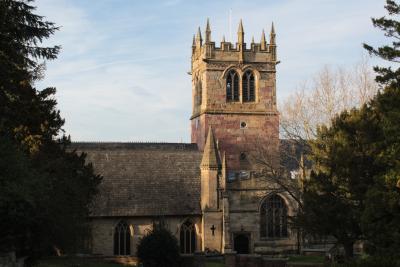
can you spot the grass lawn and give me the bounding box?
[38,256,225,267]
[36,257,134,267]
[205,261,224,267]
[288,255,325,264]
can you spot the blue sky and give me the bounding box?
[35,0,388,142]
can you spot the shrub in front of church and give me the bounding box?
[137,224,180,267]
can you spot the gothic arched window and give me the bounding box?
[180,220,196,254]
[242,70,255,102]
[260,194,288,239]
[226,70,239,102]
[113,221,131,255]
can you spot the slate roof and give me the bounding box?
[71,142,202,217]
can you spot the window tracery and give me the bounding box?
[260,194,288,238]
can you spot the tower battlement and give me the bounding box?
[191,19,276,66]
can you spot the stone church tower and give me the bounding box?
[191,20,296,254]
[191,19,279,171]
[75,19,297,257]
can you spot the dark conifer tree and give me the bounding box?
[0,0,101,261]
[364,0,400,86]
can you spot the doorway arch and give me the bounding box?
[234,234,249,254]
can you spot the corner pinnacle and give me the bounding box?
[196,26,203,46]
[205,18,211,43]
[201,126,220,169]
[238,19,244,33]
[261,29,266,50]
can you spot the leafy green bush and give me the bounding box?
[137,223,180,267]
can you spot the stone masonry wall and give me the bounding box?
[192,113,279,170]
[91,216,202,256]
[227,177,298,254]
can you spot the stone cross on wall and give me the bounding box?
[210,225,216,236]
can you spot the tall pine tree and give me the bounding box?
[0,0,101,261]
[361,0,400,255]
[364,0,400,86]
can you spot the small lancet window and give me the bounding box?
[260,194,288,239]
[113,221,131,255]
[180,220,196,254]
[242,71,255,102]
[226,70,239,102]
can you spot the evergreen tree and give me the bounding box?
[0,0,62,150]
[137,222,180,267]
[297,106,379,258]
[361,0,400,256]
[364,0,400,86]
[360,86,400,255]
[0,0,101,260]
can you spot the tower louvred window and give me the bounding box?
[226,70,239,102]
[243,71,255,102]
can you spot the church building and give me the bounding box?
[72,19,298,256]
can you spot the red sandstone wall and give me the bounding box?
[192,113,279,171]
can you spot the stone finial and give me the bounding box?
[237,19,244,44]
[251,36,254,44]
[238,19,244,33]
[260,29,266,50]
[270,22,276,44]
[205,18,211,43]
[201,126,220,169]
[222,35,226,42]
[196,26,203,46]
[192,34,196,47]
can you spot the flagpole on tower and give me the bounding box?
[229,8,232,42]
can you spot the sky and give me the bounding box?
[34,0,388,142]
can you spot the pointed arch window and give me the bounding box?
[260,194,288,239]
[180,220,196,254]
[113,221,131,255]
[242,70,255,102]
[226,70,239,102]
